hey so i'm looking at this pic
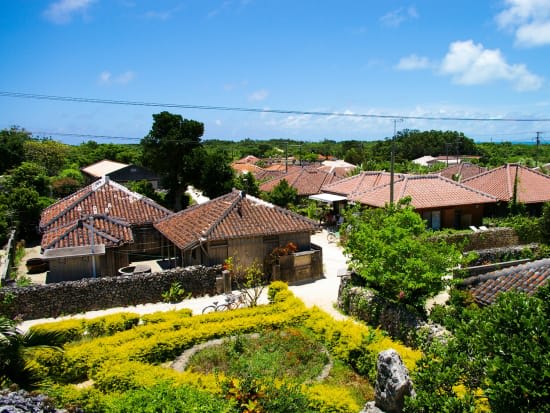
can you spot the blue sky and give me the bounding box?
[2,0,550,144]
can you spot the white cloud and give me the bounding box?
[496,0,550,46]
[380,6,418,28]
[440,40,543,91]
[248,89,269,102]
[395,54,432,70]
[44,0,95,24]
[98,70,135,85]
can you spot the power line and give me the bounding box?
[2,90,550,122]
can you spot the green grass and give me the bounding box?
[186,327,330,383]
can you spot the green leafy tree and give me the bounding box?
[23,139,71,176]
[406,286,550,413]
[7,187,52,239]
[198,150,235,198]
[0,127,31,174]
[6,161,50,196]
[263,179,298,208]
[344,200,462,312]
[141,112,204,210]
[234,172,260,197]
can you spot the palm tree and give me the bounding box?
[0,316,62,388]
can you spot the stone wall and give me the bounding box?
[0,265,220,321]
[434,227,519,251]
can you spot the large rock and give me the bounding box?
[374,349,415,413]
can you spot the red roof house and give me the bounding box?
[155,190,321,282]
[260,167,341,197]
[348,174,497,229]
[462,164,550,214]
[40,176,173,281]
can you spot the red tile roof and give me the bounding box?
[154,190,318,251]
[349,174,497,209]
[260,167,342,196]
[231,162,265,175]
[41,215,133,250]
[234,155,260,164]
[40,176,172,232]
[321,171,399,196]
[463,259,550,306]
[462,163,550,204]
[438,162,488,181]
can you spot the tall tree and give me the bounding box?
[198,150,234,199]
[141,112,204,210]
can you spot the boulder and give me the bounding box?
[374,349,415,413]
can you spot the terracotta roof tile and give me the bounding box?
[41,215,133,249]
[463,259,550,305]
[40,176,172,232]
[320,171,399,196]
[439,163,488,181]
[462,163,550,203]
[260,168,342,196]
[154,190,318,250]
[349,174,497,209]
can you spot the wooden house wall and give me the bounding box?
[99,245,131,277]
[129,224,163,259]
[48,255,100,283]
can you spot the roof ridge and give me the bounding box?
[201,191,243,238]
[462,164,507,183]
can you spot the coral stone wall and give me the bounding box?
[435,227,519,251]
[0,266,220,321]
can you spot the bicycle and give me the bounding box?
[327,227,338,243]
[202,293,246,314]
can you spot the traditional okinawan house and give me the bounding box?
[348,174,497,229]
[438,162,488,182]
[313,171,404,222]
[81,159,160,189]
[461,163,550,216]
[154,190,322,283]
[39,176,173,281]
[259,167,342,201]
[461,259,550,306]
[41,215,134,282]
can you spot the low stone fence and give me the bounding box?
[338,275,448,348]
[435,227,519,251]
[0,265,220,321]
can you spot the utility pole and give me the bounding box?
[536,132,542,167]
[285,140,288,173]
[390,118,403,206]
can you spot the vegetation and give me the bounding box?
[12,284,420,412]
[343,199,463,312]
[263,179,298,208]
[140,112,205,210]
[407,286,550,412]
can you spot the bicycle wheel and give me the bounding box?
[216,303,231,312]
[202,305,217,314]
[327,232,337,243]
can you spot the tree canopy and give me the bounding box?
[343,200,463,311]
[141,112,204,210]
[0,127,31,174]
[263,179,298,208]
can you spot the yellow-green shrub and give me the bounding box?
[305,383,361,413]
[30,319,85,343]
[303,307,421,380]
[140,308,192,324]
[60,294,307,382]
[85,312,140,337]
[268,280,290,302]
